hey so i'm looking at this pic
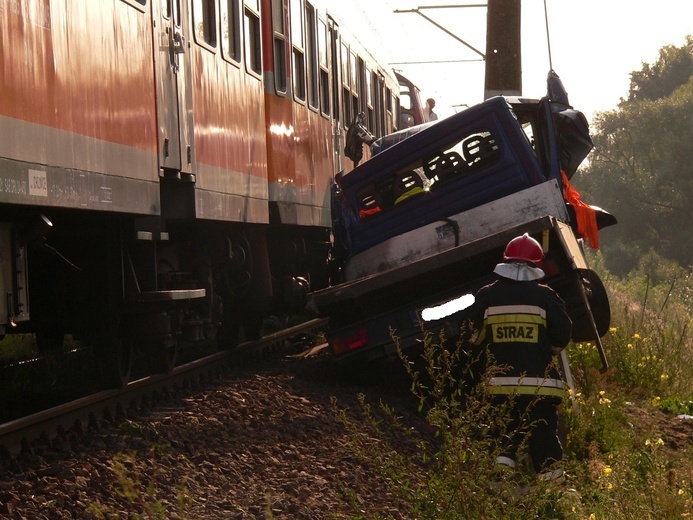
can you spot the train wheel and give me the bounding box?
[243,311,263,341]
[217,319,240,350]
[149,338,178,374]
[217,307,263,349]
[100,337,133,388]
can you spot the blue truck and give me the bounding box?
[308,73,615,370]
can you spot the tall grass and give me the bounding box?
[335,331,573,518]
[336,255,693,519]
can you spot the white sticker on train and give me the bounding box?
[29,169,48,197]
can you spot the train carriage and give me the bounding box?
[0,0,416,386]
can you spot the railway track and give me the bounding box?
[0,318,328,458]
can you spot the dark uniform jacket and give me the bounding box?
[465,276,572,400]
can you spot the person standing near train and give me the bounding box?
[425,97,438,121]
[462,233,572,485]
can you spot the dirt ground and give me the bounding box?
[0,349,432,519]
[0,347,690,519]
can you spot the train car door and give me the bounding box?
[152,0,194,174]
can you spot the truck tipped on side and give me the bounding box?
[311,79,615,368]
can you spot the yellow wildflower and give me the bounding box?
[633,333,641,339]
[603,466,612,476]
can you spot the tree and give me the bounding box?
[628,36,693,103]
[576,39,693,276]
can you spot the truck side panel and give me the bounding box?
[345,179,568,280]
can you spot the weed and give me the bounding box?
[334,261,693,518]
[86,446,193,519]
[334,329,573,519]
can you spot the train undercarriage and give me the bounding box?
[1,208,331,388]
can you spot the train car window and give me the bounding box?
[349,52,360,126]
[365,68,374,132]
[173,0,180,25]
[193,0,217,49]
[385,87,394,134]
[330,27,340,123]
[290,0,304,48]
[341,42,351,126]
[293,54,306,101]
[272,0,288,94]
[244,3,262,76]
[221,0,242,64]
[353,56,364,121]
[291,0,306,102]
[399,82,413,111]
[374,72,384,138]
[349,52,357,91]
[393,95,400,132]
[340,42,349,94]
[318,17,330,116]
[305,3,319,110]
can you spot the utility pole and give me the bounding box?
[484,0,522,99]
[394,2,523,100]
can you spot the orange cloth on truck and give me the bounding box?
[359,206,382,219]
[561,170,599,249]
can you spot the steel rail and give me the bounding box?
[0,318,328,458]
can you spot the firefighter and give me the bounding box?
[464,233,572,484]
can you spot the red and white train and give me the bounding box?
[0,0,424,385]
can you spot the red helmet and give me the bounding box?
[503,233,543,268]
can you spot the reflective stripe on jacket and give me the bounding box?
[462,277,572,397]
[487,376,565,398]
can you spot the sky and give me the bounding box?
[348,0,693,125]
